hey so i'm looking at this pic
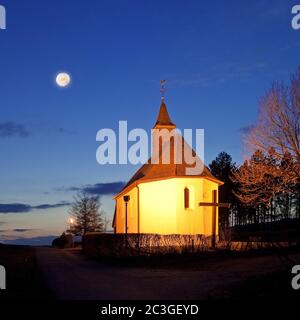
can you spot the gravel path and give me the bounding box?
[35,247,300,300]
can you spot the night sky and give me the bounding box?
[0,0,299,244]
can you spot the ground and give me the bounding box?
[0,244,300,300]
[0,244,52,300]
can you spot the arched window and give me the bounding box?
[184,187,190,209]
[184,186,195,210]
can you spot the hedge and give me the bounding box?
[82,233,214,258]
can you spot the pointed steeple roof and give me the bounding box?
[154,98,176,128]
[113,98,223,199]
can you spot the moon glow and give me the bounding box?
[56,72,71,87]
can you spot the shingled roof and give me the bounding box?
[154,98,176,128]
[115,99,223,198]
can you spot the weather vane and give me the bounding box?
[160,79,167,99]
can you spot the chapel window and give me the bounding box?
[184,187,190,209]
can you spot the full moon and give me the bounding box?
[56,72,71,87]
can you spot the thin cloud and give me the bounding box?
[0,203,31,213]
[0,122,31,138]
[0,228,35,233]
[13,228,34,232]
[82,182,125,195]
[0,122,76,139]
[33,201,71,210]
[58,127,76,134]
[171,62,267,88]
[0,201,71,214]
[61,182,126,196]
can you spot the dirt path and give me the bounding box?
[0,245,52,300]
[35,247,300,300]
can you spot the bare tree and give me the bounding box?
[245,68,300,183]
[232,150,283,208]
[69,192,104,235]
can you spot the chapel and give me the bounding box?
[112,98,223,236]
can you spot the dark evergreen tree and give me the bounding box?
[209,152,239,237]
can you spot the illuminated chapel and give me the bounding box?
[112,98,223,236]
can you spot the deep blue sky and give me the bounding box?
[0,0,299,244]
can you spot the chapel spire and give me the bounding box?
[154,99,175,128]
[153,80,176,128]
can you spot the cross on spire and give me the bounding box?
[160,79,167,99]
